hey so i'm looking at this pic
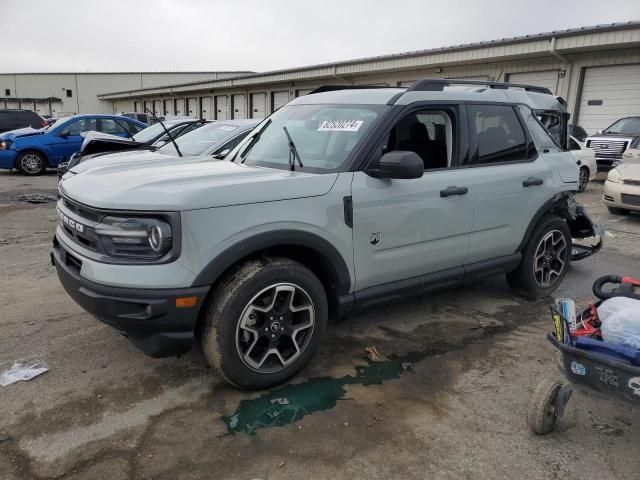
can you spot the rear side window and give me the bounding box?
[467,105,533,165]
[99,118,128,135]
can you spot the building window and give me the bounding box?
[66,89,73,98]
[4,89,10,96]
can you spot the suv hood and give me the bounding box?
[0,127,44,140]
[70,149,166,174]
[60,158,338,211]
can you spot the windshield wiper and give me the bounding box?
[282,126,303,171]
[144,107,182,157]
[238,119,271,163]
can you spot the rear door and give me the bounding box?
[463,103,554,263]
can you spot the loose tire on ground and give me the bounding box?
[507,214,571,299]
[16,150,47,176]
[607,206,629,215]
[527,379,563,435]
[201,257,328,390]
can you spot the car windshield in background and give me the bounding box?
[133,122,169,143]
[604,117,640,135]
[158,122,236,156]
[44,117,69,132]
[237,104,382,172]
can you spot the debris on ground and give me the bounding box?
[270,397,290,405]
[278,461,286,468]
[367,416,384,427]
[14,193,57,204]
[401,362,414,371]
[365,346,388,362]
[0,359,49,387]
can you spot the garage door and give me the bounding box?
[187,97,198,118]
[163,99,174,116]
[215,95,229,120]
[232,94,246,119]
[507,71,559,94]
[175,98,185,116]
[296,89,313,97]
[250,93,267,119]
[200,96,212,119]
[134,101,142,113]
[577,64,640,134]
[272,91,289,111]
[153,100,162,117]
[143,100,152,115]
[50,101,62,116]
[35,101,50,116]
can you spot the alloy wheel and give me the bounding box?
[235,283,315,374]
[578,168,588,191]
[533,230,567,288]
[20,154,43,174]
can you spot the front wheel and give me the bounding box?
[201,257,328,389]
[507,215,571,299]
[16,150,47,176]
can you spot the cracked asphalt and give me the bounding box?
[1,170,639,480]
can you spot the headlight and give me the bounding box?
[607,168,623,183]
[0,140,11,150]
[95,216,173,260]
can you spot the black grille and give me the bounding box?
[623,179,640,187]
[621,193,640,207]
[587,139,628,160]
[57,198,101,253]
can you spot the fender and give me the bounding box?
[191,229,352,295]
[13,146,51,167]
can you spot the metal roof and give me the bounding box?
[0,71,255,76]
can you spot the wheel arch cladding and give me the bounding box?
[191,229,352,312]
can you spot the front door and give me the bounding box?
[351,106,475,291]
[48,117,97,164]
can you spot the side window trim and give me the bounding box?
[462,101,537,169]
[354,102,464,173]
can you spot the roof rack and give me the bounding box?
[309,85,398,94]
[406,79,552,95]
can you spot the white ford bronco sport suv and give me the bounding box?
[53,80,602,389]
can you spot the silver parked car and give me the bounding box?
[53,81,602,389]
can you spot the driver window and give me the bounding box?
[383,110,453,170]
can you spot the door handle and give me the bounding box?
[523,177,544,187]
[440,186,469,198]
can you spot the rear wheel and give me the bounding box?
[507,215,571,299]
[201,257,327,389]
[16,150,47,176]
[607,206,629,215]
[578,167,589,192]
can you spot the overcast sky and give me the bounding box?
[1,0,638,73]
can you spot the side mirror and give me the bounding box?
[58,129,70,137]
[212,149,230,159]
[368,151,424,179]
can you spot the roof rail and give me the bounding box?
[309,85,398,94]
[406,79,552,95]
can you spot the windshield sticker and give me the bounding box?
[219,125,238,131]
[317,120,363,132]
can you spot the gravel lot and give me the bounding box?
[1,170,639,480]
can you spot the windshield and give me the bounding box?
[604,117,640,135]
[44,117,70,132]
[133,122,170,143]
[158,122,237,156]
[235,104,382,172]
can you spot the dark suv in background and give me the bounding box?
[0,109,47,133]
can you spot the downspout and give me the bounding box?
[333,65,353,85]
[548,37,567,63]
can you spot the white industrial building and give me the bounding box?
[2,22,639,134]
[0,71,252,117]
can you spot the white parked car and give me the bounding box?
[569,135,597,192]
[603,149,640,215]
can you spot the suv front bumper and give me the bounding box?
[52,237,209,357]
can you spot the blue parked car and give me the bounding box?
[0,114,147,175]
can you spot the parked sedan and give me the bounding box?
[0,114,146,175]
[568,135,597,192]
[57,119,206,178]
[61,119,259,180]
[603,153,640,215]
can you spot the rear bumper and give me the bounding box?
[52,237,209,357]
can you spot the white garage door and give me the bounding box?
[200,96,212,119]
[250,93,267,119]
[153,100,162,117]
[35,101,50,116]
[232,94,246,119]
[215,95,229,120]
[577,64,640,135]
[175,98,185,116]
[50,101,62,116]
[296,89,313,97]
[272,91,290,111]
[187,97,198,118]
[143,100,152,115]
[163,99,174,116]
[20,100,34,111]
[6,100,18,109]
[134,101,142,113]
[508,71,559,94]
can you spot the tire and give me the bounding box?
[527,380,562,435]
[201,257,328,390]
[16,150,47,176]
[577,167,589,192]
[607,206,629,215]
[507,215,571,299]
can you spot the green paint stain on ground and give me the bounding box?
[222,357,414,435]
